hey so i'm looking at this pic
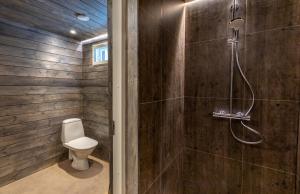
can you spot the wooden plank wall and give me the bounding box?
[0,20,83,186]
[82,42,110,161]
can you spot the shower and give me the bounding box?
[213,0,263,145]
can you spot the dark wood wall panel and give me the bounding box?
[0,35,82,58]
[0,20,82,186]
[0,45,81,65]
[0,57,82,72]
[81,42,109,161]
[0,77,81,87]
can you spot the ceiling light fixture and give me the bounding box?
[76,13,90,21]
[81,33,108,45]
[70,29,77,35]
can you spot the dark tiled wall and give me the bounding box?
[138,0,185,193]
[184,0,300,194]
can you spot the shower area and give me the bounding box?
[137,0,300,193]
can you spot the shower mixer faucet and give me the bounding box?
[212,0,263,145]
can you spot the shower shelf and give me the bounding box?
[212,112,250,121]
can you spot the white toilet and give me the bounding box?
[61,118,98,170]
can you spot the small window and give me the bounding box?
[92,42,108,65]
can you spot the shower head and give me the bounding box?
[229,18,244,30]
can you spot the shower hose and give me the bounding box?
[229,35,263,145]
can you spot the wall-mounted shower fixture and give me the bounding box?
[212,0,263,145]
[213,111,250,121]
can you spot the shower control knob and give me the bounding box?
[236,112,244,116]
[219,110,226,114]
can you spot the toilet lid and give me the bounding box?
[65,137,98,150]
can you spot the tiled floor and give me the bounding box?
[0,156,109,194]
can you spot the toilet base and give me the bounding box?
[71,158,89,170]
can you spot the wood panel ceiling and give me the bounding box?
[0,0,107,40]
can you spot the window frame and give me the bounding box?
[92,41,108,66]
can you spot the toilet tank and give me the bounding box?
[61,118,85,143]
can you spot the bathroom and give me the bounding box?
[0,1,111,193]
[0,0,299,194]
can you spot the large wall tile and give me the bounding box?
[144,178,161,194]
[185,39,244,98]
[161,99,184,169]
[161,30,185,99]
[183,149,242,194]
[297,176,300,194]
[138,8,162,103]
[161,154,183,194]
[246,0,300,33]
[184,98,243,160]
[242,163,296,194]
[143,153,183,194]
[139,102,162,193]
[161,0,185,38]
[161,0,185,99]
[139,0,162,20]
[185,0,230,43]
[245,27,300,100]
[243,100,299,173]
[182,180,202,194]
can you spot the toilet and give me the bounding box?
[61,118,98,170]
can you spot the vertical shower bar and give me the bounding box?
[229,34,235,114]
[230,37,234,115]
[230,0,236,115]
[232,0,236,20]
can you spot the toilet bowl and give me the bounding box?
[61,118,98,170]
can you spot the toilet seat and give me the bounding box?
[65,137,98,150]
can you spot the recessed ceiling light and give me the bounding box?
[76,13,90,21]
[81,33,108,45]
[70,29,77,35]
